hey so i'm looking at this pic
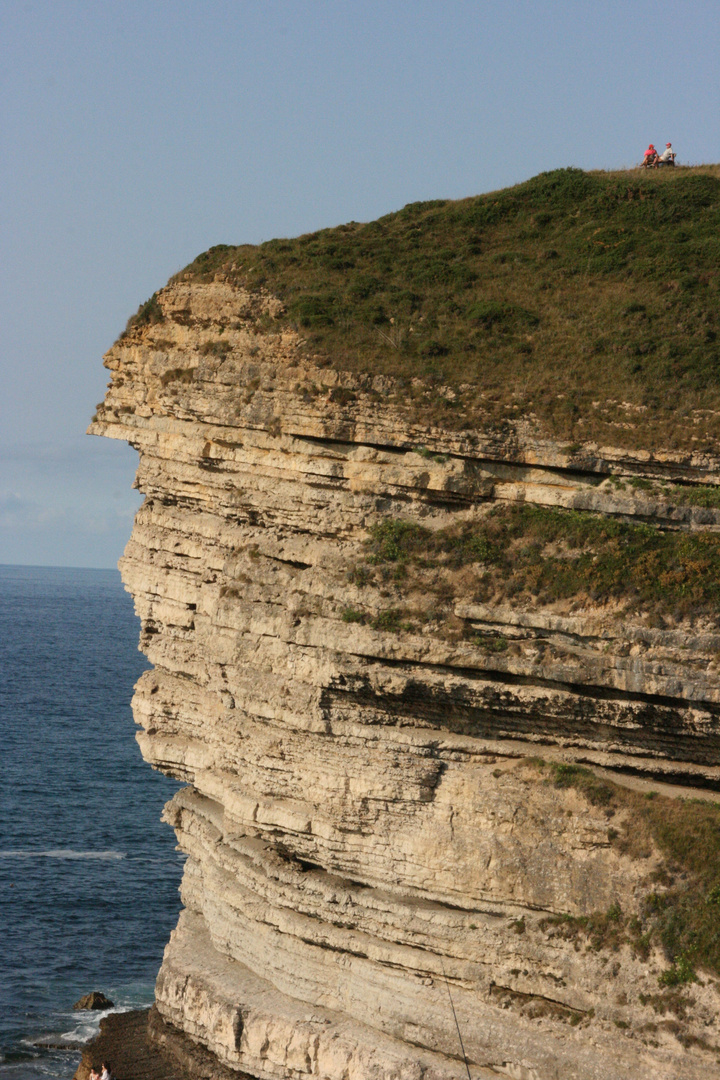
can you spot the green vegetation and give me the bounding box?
[174,165,720,448]
[540,902,627,954]
[668,483,720,509]
[126,291,164,332]
[534,761,720,983]
[369,608,414,632]
[341,607,365,623]
[638,794,720,983]
[550,762,616,806]
[341,603,415,632]
[367,517,494,568]
[359,506,720,617]
[474,635,509,653]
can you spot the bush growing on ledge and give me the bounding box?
[125,292,164,333]
[547,763,615,807]
[472,634,509,653]
[367,520,429,563]
[359,505,720,618]
[540,902,627,954]
[369,608,415,632]
[341,607,365,623]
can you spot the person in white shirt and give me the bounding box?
[657,142,676,165]
[99,1064,112,1080]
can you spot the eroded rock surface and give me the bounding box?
[91,281,720,1080]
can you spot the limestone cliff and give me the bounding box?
[91,279,720,1080]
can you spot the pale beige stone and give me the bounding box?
[92,281,720,1080]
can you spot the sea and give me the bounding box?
[0,565,184,1080]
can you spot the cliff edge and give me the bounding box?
[91,169,720,1080]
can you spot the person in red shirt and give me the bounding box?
[642,144,658,167]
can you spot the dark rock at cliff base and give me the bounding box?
[73,991,115,1011]
[73,1007,251,1080]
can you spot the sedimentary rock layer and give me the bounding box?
[92,281,720,1080]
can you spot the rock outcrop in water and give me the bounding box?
[73,992,115,1011]
[91,279,720,1080]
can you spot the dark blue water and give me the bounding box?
[0,565,184,1079]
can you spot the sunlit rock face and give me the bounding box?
[92,281,720,1080]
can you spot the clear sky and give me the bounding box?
[2,0,718,568]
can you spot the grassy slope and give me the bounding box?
[540,762,720,987]
[169,165,720,450]
[357,509,720,620]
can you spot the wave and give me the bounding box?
[23,1005,136,1054]
[0,850,125,861]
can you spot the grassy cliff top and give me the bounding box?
[171,165,720,448]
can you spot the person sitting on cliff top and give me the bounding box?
[89,1069,100,1080]
[99,1064,112,1080]
[656,142,676,165]
[642,143,658,167]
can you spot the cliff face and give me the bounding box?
[92,280,720,1080]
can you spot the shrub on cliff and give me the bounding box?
[125,292,164,334]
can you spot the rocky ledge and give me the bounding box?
[73,1007,249,1080]
[90,280,720,1080]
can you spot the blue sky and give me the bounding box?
[2,0,719,567]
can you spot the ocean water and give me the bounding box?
[0,565,184,1079]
